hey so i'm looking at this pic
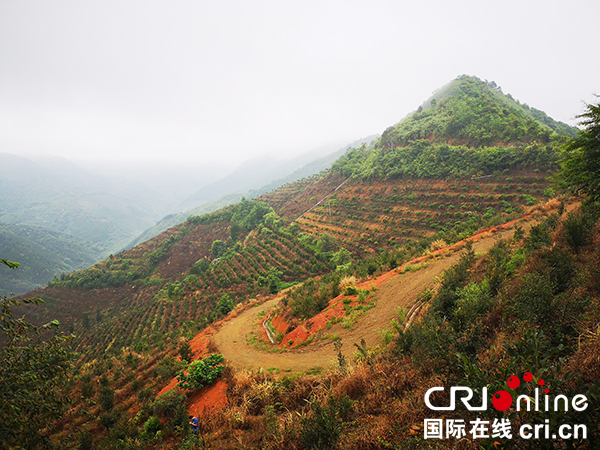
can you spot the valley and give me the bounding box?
[3,75,599,450]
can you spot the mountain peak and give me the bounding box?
[378,75,576,150]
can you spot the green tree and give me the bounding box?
[178,341,192,363]
[558,97,600,201]
[177,353,226,391]
[0,259,74,448]
[210,239,227,258]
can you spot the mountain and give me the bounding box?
[9,75,589,448]
[176,138,377,212]
[126,136,379,249]
[0,154,240,293]
[0,153,166,250]
[0,224,97,295]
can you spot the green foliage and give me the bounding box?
[299,395,352,450]
[81,381,94,398]
[78,428,93,450]
[211,239,227,258]
[100,385,115,411]
[190,258,210,274]
[152,390,188,428]
[177,354,226,391]
[561,204,599,253]
[217,293,236,315]
[156,356,186,380]
[430,245,475,318]
[149,235,181,267]
[332,76,568,181]
[99,410,121,431]
[557,96,600,201]
[0,290,74,448]
[230,197,275,231]
[143,416,162,435]
[283,278,331,320]
[178,342,192,363]
[526,222,552,250]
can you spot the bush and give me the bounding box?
[100,386,115,411]
[152,390,188,428]
[99,410,121,431]
[177,354,226,391]
[562,206,598,253]
[299,395,352,450]
[143,416,161,436]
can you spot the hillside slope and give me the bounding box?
[11,74,584,449]
[127,136,379,249]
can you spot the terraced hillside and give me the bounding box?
[8,75,582,448]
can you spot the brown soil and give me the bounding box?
[209,212,547,375]
[160,201,574,416]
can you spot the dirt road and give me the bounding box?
[212,216,539,374]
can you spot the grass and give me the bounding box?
[246,331,284,354]
[400,262,428,273]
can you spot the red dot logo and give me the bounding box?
[523,372,533,382]
[544,388,550,394]
[492,390,513,411]
[507,375,520,390]
[538,379,545,386]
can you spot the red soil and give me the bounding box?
[156,209,549,414]
[187,379,229,417]
[157,298,273,413]
[273,212,538,348]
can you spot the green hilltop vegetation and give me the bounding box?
[333,75,574,180]
[3,75,598,449]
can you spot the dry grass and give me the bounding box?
[525,197,562,215]
[339,276,358,290]
[428,239,448,252]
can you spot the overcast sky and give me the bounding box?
[1,0,598,163]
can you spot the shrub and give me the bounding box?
[299,395,352,450]
[99,386,115,411]
[152,391,187,427]
[562,206,598,253]
[99,410,121,431]
[177,354,226,391]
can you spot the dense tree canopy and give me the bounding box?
[558,97,600,201]
[332,76,570,181]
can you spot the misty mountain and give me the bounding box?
[176,139,376,212]
[0,224,97,295]
[126,136,378,248]
[0,153,234,293]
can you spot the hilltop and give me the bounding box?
[7,75,591,449]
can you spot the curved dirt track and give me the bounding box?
[212,214,544,374]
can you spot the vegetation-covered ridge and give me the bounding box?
[332,75,574,180]
[4,76,597,449]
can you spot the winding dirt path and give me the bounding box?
[211,213,547,374]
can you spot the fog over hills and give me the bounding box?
[0,139,375,293]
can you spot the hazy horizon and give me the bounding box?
[1,1,599,164]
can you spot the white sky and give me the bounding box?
[1,0,598,163]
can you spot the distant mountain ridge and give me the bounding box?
[126,136,378,249]
[0,224,97,295]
